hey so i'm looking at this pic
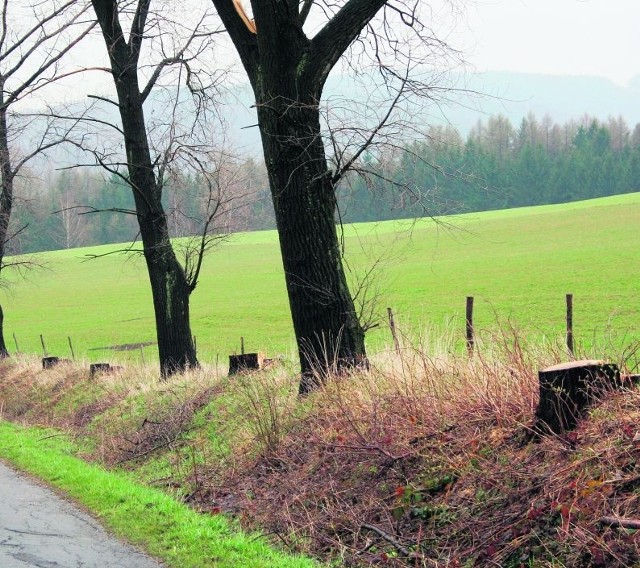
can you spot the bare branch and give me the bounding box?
[1,0,76,65]
[2,5,97,107]
[87,94,120,109]
[129,0,152,65]
[299,0,314,25]
[209,0,258,78]
[331,67,409,184]
[304,0,387,89]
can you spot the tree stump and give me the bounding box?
[623,374,640,386]
[42,356,60,369]
[90,363,111,377]
[228,353,263,375]
[534,359,621,435]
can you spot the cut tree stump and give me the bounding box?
[623,374,640,385]
[534,359,621,435]
[228,353,263,375]
[89,363,111,377]
[42,356,60,369]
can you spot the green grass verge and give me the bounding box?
[4,193,640,362]
[0,421,317,568]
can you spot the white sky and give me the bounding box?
[46,0,640,108]
[458,0,640,85]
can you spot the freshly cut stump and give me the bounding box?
[534,359,621,435]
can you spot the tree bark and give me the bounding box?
[0,305,8,359]
[92,0,198,377]
[0,84,13,359]
[257,98,366,392]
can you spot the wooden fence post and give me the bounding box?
[387,307,400,354]
[40,334,47,357]
[68,336,75,361]
[12,332,19,353]
[566,293,574,357]
[466,296,474,357]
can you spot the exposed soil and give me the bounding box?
[88,342,156,352]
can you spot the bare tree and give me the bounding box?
[53,171,89,248]
[87,0,229,376]
[210,0,461,391]
[0,0,94,357]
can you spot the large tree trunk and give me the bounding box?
[138,212,198,377]
[0,305,8,359]
[118,84,198,378]
[93,0,198,377]
[256,89,366,393]
[0,90,13,359]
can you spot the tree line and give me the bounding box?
[14,113,640,255]
[9,160,273,255]
[339,113,640,222]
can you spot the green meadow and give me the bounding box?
[4,193,639,365]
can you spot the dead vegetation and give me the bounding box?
[0,332,638,567]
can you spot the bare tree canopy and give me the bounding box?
[0,0,95,357]
[88,0,230,377]
[209,0,462,391]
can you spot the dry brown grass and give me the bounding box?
[1,332,639,567]
[195,333,640,567]
[0,357,223,466]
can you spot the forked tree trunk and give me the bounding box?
[117,85,198,378]
[210,0,381,391]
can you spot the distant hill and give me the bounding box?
[22,70,640,168]
[447,71,640,132]
[223,70,640,154]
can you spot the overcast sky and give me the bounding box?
[459,0,640,85]
[51,0,640,108]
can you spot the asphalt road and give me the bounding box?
[0,461,164,568]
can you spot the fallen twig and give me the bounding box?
[115,437,182,464]
[600,516,640,530]
[312,439,416,461]
[36,433,66,442]
[361,523,415,558]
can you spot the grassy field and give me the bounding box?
[4,193,639,366]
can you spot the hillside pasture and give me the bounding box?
[3,193,639,367]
